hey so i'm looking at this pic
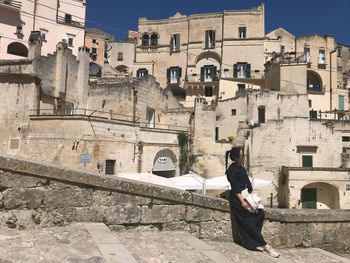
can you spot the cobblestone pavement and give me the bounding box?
[0,223,349,263]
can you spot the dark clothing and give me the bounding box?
[226,163,266,250]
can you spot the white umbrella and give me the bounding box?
[206,176,272,190]
[117,172,183,190]
[169,172,205,190]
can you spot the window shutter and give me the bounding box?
[178,67,182,81]
[176,34,180,51]
[205,31,209,48]
[167,68,170,83]
[200,67,205,81]
[246,64,251,78]
[170,36,173,53]
[212,66,217,80]
[145,69,148,76]
[137,69,140,77]
[233,64,237,78]
[212,30,216,47]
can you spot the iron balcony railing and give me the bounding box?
[57,15,85,28]
[0,0,21,10]
[30,108,137,123]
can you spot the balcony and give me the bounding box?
[0,0,21,11]
[57,15,85,29]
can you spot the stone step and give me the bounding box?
[115,229,350,263]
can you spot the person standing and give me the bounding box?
[226,147,280,258]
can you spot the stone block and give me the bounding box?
[199,220,232,241]
[141,205,186,224]
[43,187,93,208]
[3,188,44,209]
[185,206,230,222]
[0,171,47,188]
[103,204,141,225]
[92,190,151,206]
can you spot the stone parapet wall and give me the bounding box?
[0,155,349,250]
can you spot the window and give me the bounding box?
[105,160,116,175]
[91,47,97,61]
[167,67,182,84]
[309,110,317,120]
[205,30,215,49]
[337,47,342,57]
[304,47,310,62]
[64,14,72,24]
[215,127,219,141]
[16,25,23,35]
[170,34,180,52]
[342,136,350,142]
[205,86,213,97]
[200,65,217,82]
[150,34,158,46]
[319,49,326,64]
[146,107,155,128]
[302,155,313,168]
[92,38,97,44]
[40,29,48,42]
[280,45,285,60]
[231,109,237,115]
[339,95,345,111]
[67,34,75,47]
[238,27,246,39]
[234,63,251,78]
[346,184,350,191]
[308,99,312,108]
[238,84,246,93]
[142,34,149,46]
[137,68,148,78]
[258,106,265,123]
[117,52,123,61]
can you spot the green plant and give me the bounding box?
[177,132,188,175]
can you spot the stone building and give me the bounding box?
[0,0,86,59]
[135,4,265,105]
[0,31,191,177]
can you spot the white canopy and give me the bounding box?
[117,172,183,190]
[169,172,272,193]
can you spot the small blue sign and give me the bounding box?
[80,154,92,163]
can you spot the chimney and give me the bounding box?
[28,31,42,59]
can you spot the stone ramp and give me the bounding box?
[0,223,349,263]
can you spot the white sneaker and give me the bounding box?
[263,245,280,258]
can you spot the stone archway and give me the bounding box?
[7,42,28,57]
[307,70,323,91]
[152,149,177,178]
[301,182,340,209]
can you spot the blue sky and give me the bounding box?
[86,0,350,44]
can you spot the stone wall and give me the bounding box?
[0,155,349,250]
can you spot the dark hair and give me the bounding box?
[225,147,242,174]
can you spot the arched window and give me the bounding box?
[141,34,149,46]
[7,42,28,57]
[150,33,158,46]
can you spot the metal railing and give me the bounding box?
[0,0,21,9]
[57,15,85,28]
[139,122,190,132]
[30,108,136,123]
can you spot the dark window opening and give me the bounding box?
[258,106,265,123]
[205,30,215,49]
[170,33,180,53]
[137,68,148,78]
[231,109,236,115]
[7,42,28,57]
[105,159,116,175]
[234,62,251,78]
[238,27,246,39]
[65,14,72,24]
[342,136,350,142]
[309,110,318,120]
[215,127,219,141]
[205,86,213,97]
[200,65,217,82]
[302,155,313,168]
[141,34,149,46]
[150,34,158,46]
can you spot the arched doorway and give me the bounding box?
[7,42,28,57]
[301,182,340,209]
[152,149,177,178]
[307,70,323,91]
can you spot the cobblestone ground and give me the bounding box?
[0,224,349,263]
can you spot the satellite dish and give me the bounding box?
[89,63,101,77]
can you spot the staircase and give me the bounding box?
[0,223,349,263]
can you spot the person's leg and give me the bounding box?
[256,209,265,233]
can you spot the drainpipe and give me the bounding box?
[35,80,41,115]
[329,49,337,111]
[132,87,137,123]
[33,0,37,31]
